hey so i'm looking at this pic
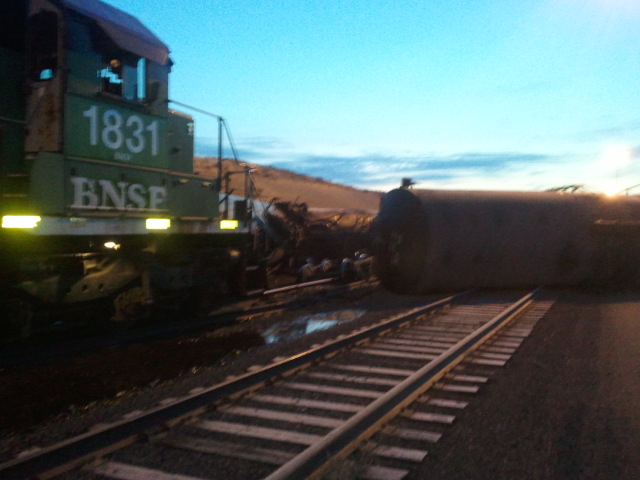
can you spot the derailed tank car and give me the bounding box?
[372,188,640,293]
[0,0,263,337]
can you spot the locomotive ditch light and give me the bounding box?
[221,219,239,230]
[146,218,171,230]
[104,241,121,250]
[2,216,41,229]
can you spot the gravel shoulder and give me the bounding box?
[413,291,640,480]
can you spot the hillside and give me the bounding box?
[194,157,382,212]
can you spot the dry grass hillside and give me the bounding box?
[194,157,382,212]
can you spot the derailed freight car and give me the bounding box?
[262,201,374,281]
[0,0,265,338]
[372,188,640,293]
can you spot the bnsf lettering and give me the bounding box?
[70,177,167,211]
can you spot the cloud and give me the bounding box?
[575,119,640,141]
[261,151,556,190]
[195,135,296,161]
[194,132,588,192]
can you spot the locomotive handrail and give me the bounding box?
[168,99,242,166]
[168,99,223,120]
[168,99,269,211]
[169,98,249,207]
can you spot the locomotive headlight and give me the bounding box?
[2,216,42,229]
[146,218,171,230]
[104,241,121,250]
[221,219,239,230]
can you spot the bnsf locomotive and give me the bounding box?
[1,0,263,338]
[373,187,640,294]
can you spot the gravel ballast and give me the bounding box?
[411,292,640,480]
[3,289,639,480]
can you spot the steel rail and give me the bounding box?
[265,288,539,480]
[0,291,471,479]
[262,277,335,295]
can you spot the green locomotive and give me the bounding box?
[1,0,261,338]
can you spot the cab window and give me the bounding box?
[27,11,59,81]
[99,56,146,102]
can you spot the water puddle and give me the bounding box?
[261,310,366,344]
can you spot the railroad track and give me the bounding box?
[1,289,553,479]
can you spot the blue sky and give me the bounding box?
[105,0,640,193]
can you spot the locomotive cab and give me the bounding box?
[1,0,262,338]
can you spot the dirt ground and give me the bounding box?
[195,157,382,211]
[412,291,640,480]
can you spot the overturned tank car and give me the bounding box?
[373,188,640,293]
